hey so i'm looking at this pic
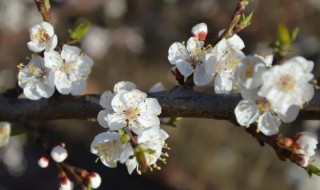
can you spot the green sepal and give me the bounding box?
[68,19,91,42]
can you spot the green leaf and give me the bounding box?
[290,27,299,42]
[240,12,253,27]
[306,164,320,177]
[68,19,91,42]
[278,24,291,44]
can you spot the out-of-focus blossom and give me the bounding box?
[103,0,127,19]
[0,122,11,147]
[82,26,112,59]
[51,145,68,163]
[38,155,49,168]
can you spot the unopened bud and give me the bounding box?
[51,145,68,163]
[191,23,208,41]
[38,155,49,168]
[87,172,102,189]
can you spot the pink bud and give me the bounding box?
[191,23,208,41]
[51,145,68,163]
[38,155,49,168]
[87,172,102,189]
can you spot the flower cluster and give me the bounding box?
[18,22,93,100]
[234,55,315,135]
[168,23,245,93]
[91,81,169,174]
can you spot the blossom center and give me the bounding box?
[125,108,140,121]
[60,61,76,75]
[244,61,254,78]
[257,99,272,113]
[35,28,50,43]
[277,74,295,92]
[94,141,120,162]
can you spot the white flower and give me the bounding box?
[258,56,314,115]
[235,55,267,90]
[51,145,68,163]
[27,22,58,52]
[90,132,122,168]
[106,89,161,135]
[211,38,245,93]
[293,132,318,157]
[97,81,137,128]
[0,122,11,147]
[168,37,215,86]
[87,172,102,189]
[235,89,299,136]
[44,45,94,95]
[18,55,55,100]
[124,127,169,174]
[191,23,208,41]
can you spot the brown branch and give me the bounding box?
[34,0,52,23]
[1,87,319,168]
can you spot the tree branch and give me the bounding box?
[1,88,319,122]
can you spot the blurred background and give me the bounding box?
[0,0,320,189]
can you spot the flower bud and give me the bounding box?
[87,172,102,189]
[51,145,68,163]
[38,155,49,168]
[191,23,208,41]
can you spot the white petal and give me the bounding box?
[27,41,45,52]
[97,110,110,128]
[45,34,58,51]
[126,158,138,175]
[70,79,86,95]
[137,114,160,128]
[276,105,299,123]
[227,34,245,50]
[149,82,165,93]
[40,22,54,37]
[120,144,134,163]
[107,113,127,130]
[99,91,114,110]
[234,100,259,126]
[61,45,81,63]
[35,79,55,98]
[193,63,214,86]
[24,85,41,100]
[139,98,161,115]
[176,59,193,78]
[76,55,94,76]
[257,112,281,136]
[186,37,203,54]
[214,74,233,94]
[122,90,147,109]
[54,71,72,94]
[168,42,188,65]
[114,81,136,94]
[44,50,62,69]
